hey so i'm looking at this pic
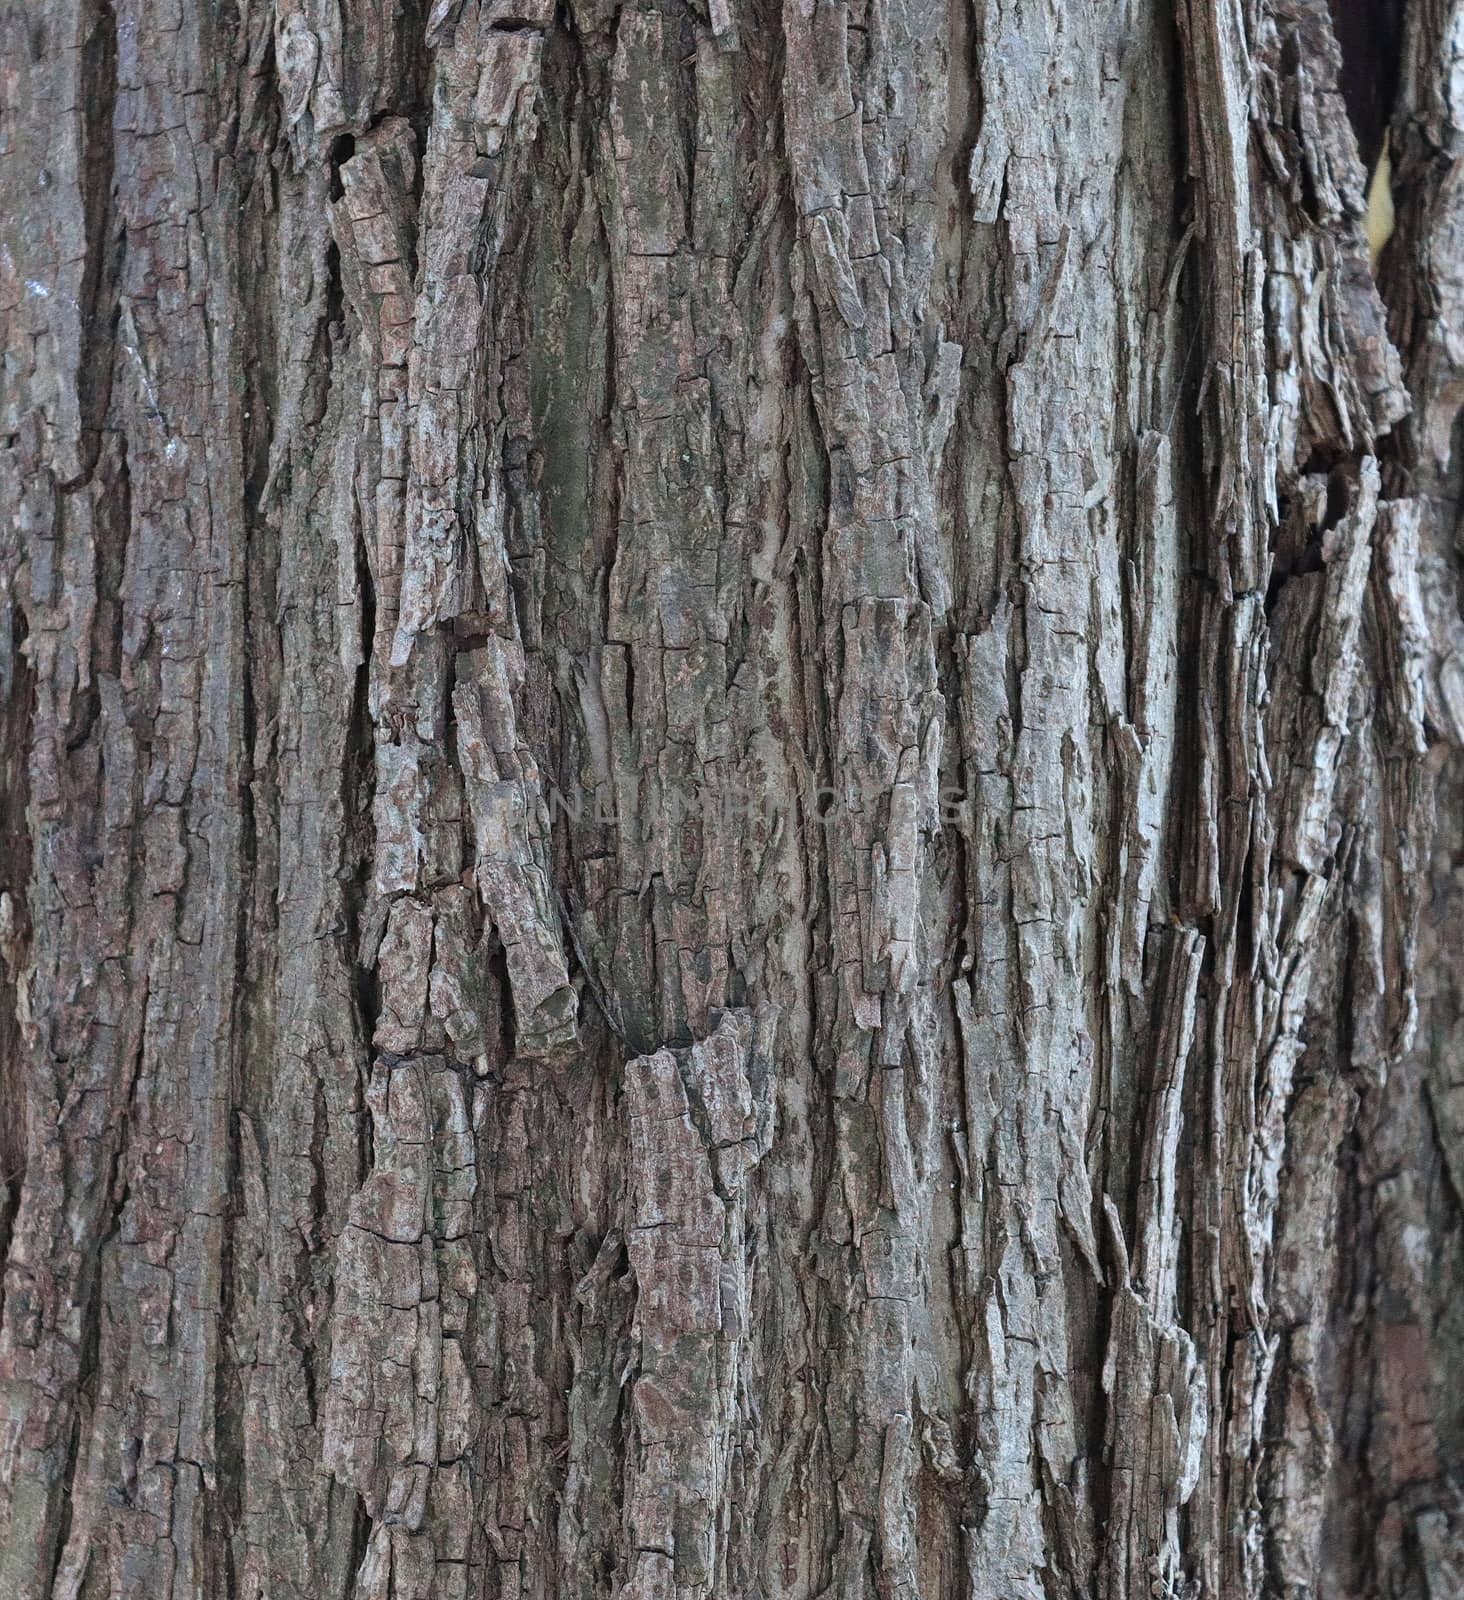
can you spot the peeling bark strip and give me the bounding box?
[3,0,1464,1597]
[620,1008,774,1600]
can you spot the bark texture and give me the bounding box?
[1,1,1463,1597]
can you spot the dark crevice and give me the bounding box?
[327,132,356,202]
[622,647,636,726]
[1326,0,1406,177]
[346,1493,374,1599]
[212,1107,246,1600]
[345,517,379,1090]
[487,934,518,1065]
[63,0,120,493]
[0,604,34,1306]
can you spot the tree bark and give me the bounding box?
[1,1,1462,1597]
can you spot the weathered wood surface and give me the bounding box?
[1,0,1461,1596]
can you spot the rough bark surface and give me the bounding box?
[1,1,1462,1598]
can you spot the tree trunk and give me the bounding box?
[2,0,1462,1596]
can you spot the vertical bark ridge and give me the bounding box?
[1172,3,1441,1598]
[1312,2,1464,1593]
